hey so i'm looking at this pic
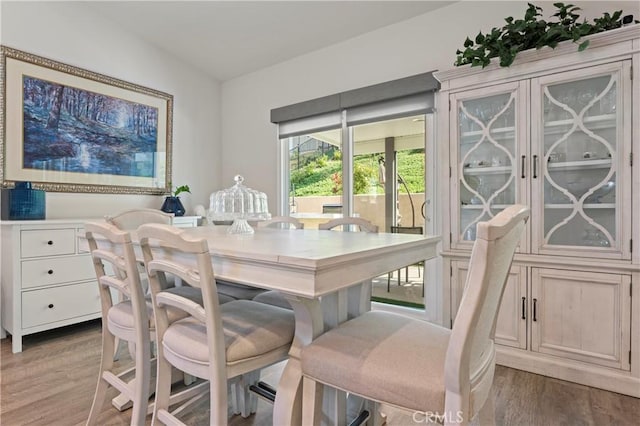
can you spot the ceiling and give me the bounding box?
[84,1,454,81]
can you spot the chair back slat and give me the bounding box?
[105,208,173,231]
[445,205,529,418]
[85,221,141,292]
[147,258,202,290]
[155,291,206,323]
[99,275,131,297]
[319,217,378,233]
[258,216,304,229]
[91,248,128,272]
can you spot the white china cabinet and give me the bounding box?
[435,26,640,397]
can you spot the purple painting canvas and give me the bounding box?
[22,76,159,178]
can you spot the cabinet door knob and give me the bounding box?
[48,304,54,309]
[533,298,538,322]
[47,269,54,275]
[47,240,54,245]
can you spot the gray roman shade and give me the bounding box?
[271,72,439,138]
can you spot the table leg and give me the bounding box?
[275,284,371,425]
[273,295,324,426]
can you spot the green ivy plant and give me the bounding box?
[455,3,632,68]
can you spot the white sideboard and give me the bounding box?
[0,215,201,353]
[1,219,101,353]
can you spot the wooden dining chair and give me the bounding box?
[138,223,296,425]
[105,208,174,230]
[104,209,177,362]
[257,215,304,229]
[85,221,207,426]
[317,216,379,324]
[387,225,425,295]
[318,217,378,233]
[251,216,304,310]
[301,205,529,425]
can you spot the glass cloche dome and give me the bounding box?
[207,175,271,234]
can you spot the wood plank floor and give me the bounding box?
[1,319,639,425]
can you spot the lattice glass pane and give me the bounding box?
[541,73,618,249]
[458,91,517,242]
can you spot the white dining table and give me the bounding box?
[86,223,440,424]
[177,225,440,425]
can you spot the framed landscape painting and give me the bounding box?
[0,46,173,194]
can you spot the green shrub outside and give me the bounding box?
[291,151,424,196]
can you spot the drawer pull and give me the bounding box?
[47,269,54,275]
[47,240,54,245]
[48,304,54,309]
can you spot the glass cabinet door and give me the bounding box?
[451,82,526,248]
[531,61,631,259]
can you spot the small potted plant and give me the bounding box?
[161,183,190,216]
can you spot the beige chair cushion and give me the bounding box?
[162,300,295,365]
[252,290,291,310]
[108,286,233,331]
[301,311,450,412]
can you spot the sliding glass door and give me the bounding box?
[279,113,429,309]
[351,115,426,308]
[273,79,438,314]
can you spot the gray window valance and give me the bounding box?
[270,71,439,129]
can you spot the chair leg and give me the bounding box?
[130,333,151,426]
[302,377,324,426]
[210,371,229,426]
[152,349,174,425]
[111,337,155,413]
[364,400,386,426]
[87,329,116,425]
[237,370,260,417]
[387,273,391,292]
[113,336,123,361]
[229,378,240,415]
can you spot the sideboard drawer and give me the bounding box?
[21,255,95,289]
[21,229,76,258]
[21,281,101,329]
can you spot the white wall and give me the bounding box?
[1,1,636,218]
[221,0,639,206]
[0,1,222,219]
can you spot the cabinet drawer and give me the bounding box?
[22,281,101,329]
[21,229,76,258]
[172,216,199,228]
[21,255,95,289]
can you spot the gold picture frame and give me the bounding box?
[0,46,173,194]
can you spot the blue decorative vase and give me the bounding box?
[161,196,185,216]
[1,181,46,220]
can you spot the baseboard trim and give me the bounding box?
[496,346,640,398]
